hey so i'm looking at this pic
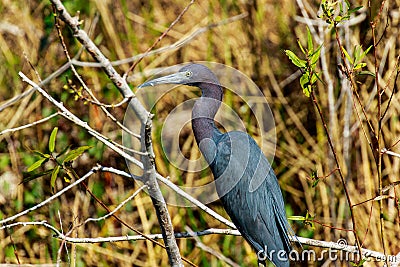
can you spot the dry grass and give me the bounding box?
[0,0,399,266]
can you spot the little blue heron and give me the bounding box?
[139,63,292,266]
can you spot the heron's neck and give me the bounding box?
[192,83,223,145]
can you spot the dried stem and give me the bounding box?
[0,112,59,136]
[123,0,195,79]
[369,0,388,261]
[310,91,363,258]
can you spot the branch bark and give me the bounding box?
[47,1,184,265]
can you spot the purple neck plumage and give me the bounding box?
[192,82,223,145]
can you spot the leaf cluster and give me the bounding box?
[285,27,322,97]
[341,45,374,77]
[318,0,362,26]
[24,127,92,192]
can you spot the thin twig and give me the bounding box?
[369,0,388,261]
[19,72,144,168]
[353,195,394,207]
[310,91,363,257]
[99,165,236,229]
[69,13,248,69]
[0,112,59,136]
[381,69,399,123]
[52,7,140,140]
[141,113,184,266]
[0,165,100,225]
[9,233,21,264]
[84,185,146,224]
[185,226,240,267]
[381,148,400,159]
[50,0,134,99]
[123,0,195,79]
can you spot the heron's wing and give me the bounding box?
[211,131,291,265]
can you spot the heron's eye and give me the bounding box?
[185,71,192,77]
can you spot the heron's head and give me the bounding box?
[138,63,221,89]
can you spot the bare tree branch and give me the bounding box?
[2,221,399,266]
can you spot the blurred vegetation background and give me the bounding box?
[0,0,399,266]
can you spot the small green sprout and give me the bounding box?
[285,27,322,97]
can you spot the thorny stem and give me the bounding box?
[310,91,363,260]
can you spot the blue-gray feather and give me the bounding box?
[210,130,291,267]
[139,63,293,267]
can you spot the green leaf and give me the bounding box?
[310,44,322,69]
[354,45,367,65]
[56,145,72,158]
[360,45,373,61]
[307,27,313,55]
[357,70,376,77]
[311,73,318,84]
[300,73,311,97]
[334,15,343,22]
[312,178,320,188]
[49,127,58,153]
[50,165,60,192]
[305,210,315,221]
[22,169,53,184]
[354,45,362,60]
[314,72,324,84]
[63,146,92,163]
[285,50,307,68]
[348,6,362,14]
[33,150,51,159]
[287,215,306,221]
[27,158,48,172]
[341,47,353,64]
[354,62,366,70]
[297,39,306,55]
[311,170,318,179]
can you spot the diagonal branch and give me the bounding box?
[48,1,186,265]
[50,0,133,99]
